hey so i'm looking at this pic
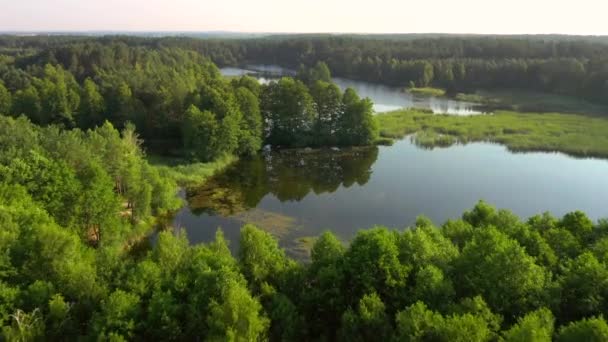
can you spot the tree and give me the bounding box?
[76,161,121,246]
[0,82,11,114]
[559,211,594,242]
[3,151,81,228]
[206,280,269,341]
[502,308,554,342]
[311,231,345,267]
[310,80,343,144]
[238,224,291,292]
[412,265,455,310]
[91,290,141,340]
[454,227,549,320]
[182,105,220,162]
[557,316,608,342]
[35,64,80,126]
[234,87,262,155]
[261,77,316,147]
[339,88,378,145]
[11,86,42,123]
[339,292,391,341]
[393,301,493,342]
[342,227,409,307]
[302,232,346,338]
[79,78,105,128]
[398,225,459,271]
[559,252,608,322]
[297,61,332,85]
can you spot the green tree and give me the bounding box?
[559,252,608,322]
[238,224,291,292]
[76,161,121,246]
[0,82,11,114]
[79,78,105,128]
[11,86,42,123]
[343,227,409,307]
[454,227,548,319]
[502,308,554,342]
[92,290,141,340]
[557,316,608,342]
[339,292,391,341]
[261,77,316,147]
[234,87,262,155]
[206,280,269,342]
[559,211,594,242]
[182,105,220,162]
[310,80,343,144]
[339,88,378,145]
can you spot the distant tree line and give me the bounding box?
[2,34,608,108]
[154,35,608,105]
[0,41,378,163]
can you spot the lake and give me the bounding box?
[172,138,608,257]
[221,66,481,115]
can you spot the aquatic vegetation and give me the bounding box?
[377,109,608,158]
[407,87,447,97]
[233,208,300,239]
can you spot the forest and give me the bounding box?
[2,113,608,340]
[2,35,608,340]
[0,40,377,160]
[2,34,608,106]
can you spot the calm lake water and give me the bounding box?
[220,66,481,115]
[172,138,608,256]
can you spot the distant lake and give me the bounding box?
[220,65,481,115]
[172,138,608,257]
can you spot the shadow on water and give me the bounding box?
[186,146,379,216]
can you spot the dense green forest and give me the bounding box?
[186,35,608,105]
[0,40,377,160]
[2,116,608,340]
[2,35,608,340]
[2,34,608,106]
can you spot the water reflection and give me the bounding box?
[186,146,379,216]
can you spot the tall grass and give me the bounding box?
[149,154,238,188]
[377,109,608,158]
[407,87,446,97]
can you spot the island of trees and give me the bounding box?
[2,34,608,341]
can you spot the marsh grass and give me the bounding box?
[149,154,238,187]
[377,109,608,158]
[407,87,447,97]
[454,89,608,115]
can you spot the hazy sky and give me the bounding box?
[1,0,607,35]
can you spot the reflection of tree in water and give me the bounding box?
[187,146,379,216]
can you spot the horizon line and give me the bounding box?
[1,30,607,37]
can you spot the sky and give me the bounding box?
[1,0,607,35]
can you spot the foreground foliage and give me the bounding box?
[2,113,608,340]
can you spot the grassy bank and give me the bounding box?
[377,109,608,158]
[454,89,608,115]
[407,87,446,97]
[149,154,238,188]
